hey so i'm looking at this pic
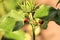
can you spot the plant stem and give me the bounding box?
[29,13,35,40]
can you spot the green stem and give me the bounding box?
[29,13,35,40]
[32,24,35,40]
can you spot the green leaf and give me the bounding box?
[17,0,24,5]
[5,30,25,40]
[27,0,34,10]
[8,10,25,21]
[34,5,50,18]
[0,16,16,32]
[53,9,60,25]
[19,0,34,12]
[13,21,24,31]
[8,10,25,30]
[26,0,34,12]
